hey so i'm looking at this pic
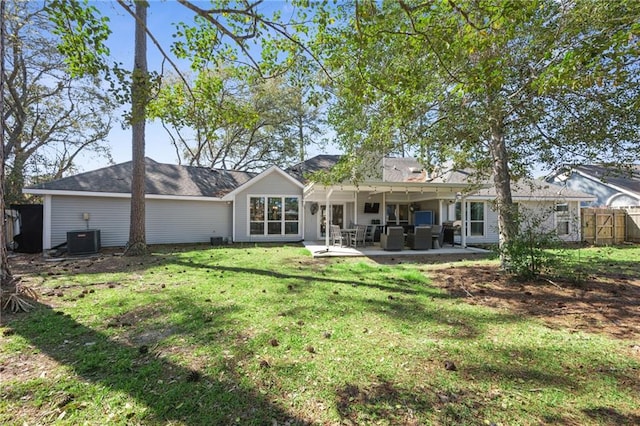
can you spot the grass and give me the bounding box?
[1,244,639,425]
[552,244,640,281]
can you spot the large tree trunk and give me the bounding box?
[488,116,517,268]
[1,0,14,291]
[125,0,148,256]
[5,152,27,205]
[298,115,305,162]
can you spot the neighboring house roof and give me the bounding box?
[550,164,640,196]
[25,158,256,198]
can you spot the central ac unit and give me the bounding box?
[67,229,101,255]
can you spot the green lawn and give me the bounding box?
[1,244,639,425]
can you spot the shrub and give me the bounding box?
[500,207,562,280]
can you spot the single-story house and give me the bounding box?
[23,156,595,250]
[546,164,640,207]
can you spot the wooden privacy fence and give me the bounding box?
[581,207,640,245]
[626,207,640,242]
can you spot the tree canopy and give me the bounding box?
[2,1,113,205]
[312,0,640,260]
[148,68,324,170]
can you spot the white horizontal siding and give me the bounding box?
[461,201,499,245]
[303,201,319,241]
[51,196,130,248]
[145,199,231,244]
[50,195,232,248]
[453,199,582,245]
[518,200,581,242]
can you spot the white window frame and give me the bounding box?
[248,195,300,236]
[456,201,485,237]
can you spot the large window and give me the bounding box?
[555,203,570,236]
[456,201,485,236]
[250,196,299,236]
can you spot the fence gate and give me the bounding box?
[581,208,626,245]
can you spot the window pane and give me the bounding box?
[250,222,264,235]
[250,197,264,221]
[285,222,298,234]
[556,204,569,212]
[470,202,484,220]
[470,222,483,236]
[386,204,397,221]
[557,221,569,235]
[455,202,461,220]
[398,204,409,222]
[268,197,282,220]
[331,205,344,228]
[268,222,282,234]
[285,197,299,220]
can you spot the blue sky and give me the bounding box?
[83,0,336,170]
[86,1,202,169]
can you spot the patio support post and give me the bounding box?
[354,191,358,225]
[325,188,333,248]
[461,196,467,248]
[382,192,386,226]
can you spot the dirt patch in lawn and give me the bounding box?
[373,253,640,341]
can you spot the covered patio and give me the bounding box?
[303,179,489,248]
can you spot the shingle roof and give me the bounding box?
[286,155,342,182]
[428,168,479,184]
[382,158,425,182]
[473,179,594,199]
[27,158,256,198]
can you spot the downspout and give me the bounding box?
[231,196,236,243]
[301,200,305,241]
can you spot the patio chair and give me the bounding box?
[407,226,431,250]
[431,225,445,249]
[330,224,346,247]
[380,226,404,251]
[364,225,376,246]
[351,224,367,248]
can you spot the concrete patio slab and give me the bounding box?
[303,241,491,258]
